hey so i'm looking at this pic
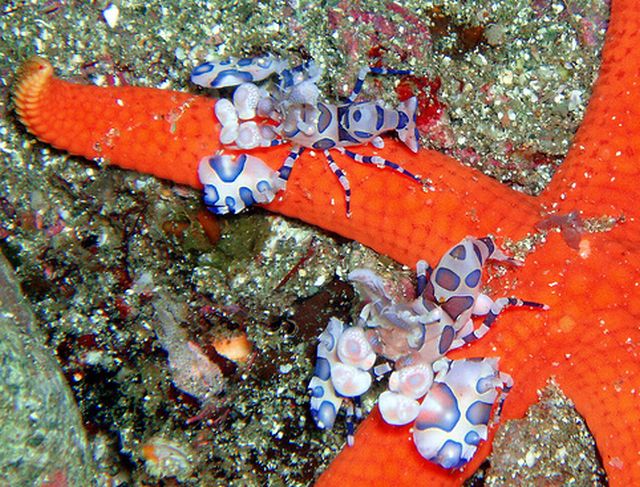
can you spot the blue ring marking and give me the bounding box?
[387,161,400,170]
[435,440,465,469]
[466,400,493,426]
[343,110,350,130]
[435,267,461,292]
[449,244,467,260]
[371,67,411,76]
[472,243,484,264]
[311,385,324,398]
[278,166,292,181]
[237,57,253,66]
[338,126,359,144]
[219,58,232,65]
[476,374,496,394]
[313,138,336,150]
[318,103,332,133]
[314,357,332,381]
[415,382,460,432]
[423,281,436,302]
[239,187,256,207]
[191,62,214,76]
[375,104,385,131]
[203,185,220,206]
[438,325,455,354]
[479,237,495,254]
[354,130,373,139]
[465,269,482,288]
[396,110,409,130]
[464,430,482,446]
[314,400,338,429]
[353,109,362,122]
[325,328,337,350]
[352,78,364,95]
[283,126,300,138]
[256,180,273,194]
[279,69,294,89]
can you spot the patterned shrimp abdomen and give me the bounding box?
[413,358,505,469]
[422,237,511,324]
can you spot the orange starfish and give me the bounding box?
[13,0,640,484]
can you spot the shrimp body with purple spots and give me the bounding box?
[413,357,512,469]
[191,54,426,217]
[308,236,547,469]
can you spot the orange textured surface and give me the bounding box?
[13,0,640,484]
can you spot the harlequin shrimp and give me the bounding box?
[308,236,548,469]
[412,357,512,469]
[308,317,376,445]
[192,54,426,217]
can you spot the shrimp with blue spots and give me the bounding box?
[416,236,549,348]
[308,236,548,468]
[198,153,285,215]
[191,54,427,217]
[190,54,290,88]
[308,317,376,445]
[413,357,512,469]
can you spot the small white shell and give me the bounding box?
[214,98,238,126]
[233,82,262,120]
[336,327,376,370]
[331,362,372,397]
[389,363,434,400]
[378,390,420,426]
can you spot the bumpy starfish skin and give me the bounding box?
[12,0,640,484]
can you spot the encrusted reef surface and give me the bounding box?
[0,0,607,485]
[0,252,96,485]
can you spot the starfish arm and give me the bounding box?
[543,0,640,216]
[449,230,640,485]
[556,329,640,480]
[315,407,472,487]
[14,56,215,188]
[13,58,539,266]
[547,233,640,481]
[262,147,540,265]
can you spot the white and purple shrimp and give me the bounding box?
[412,357,512,469]
[415,236,549,349]
[191,54,290,88]
[192,54,426,217]
[198,153,285,215]
[308,317,375,445]
[308,236,548,469]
